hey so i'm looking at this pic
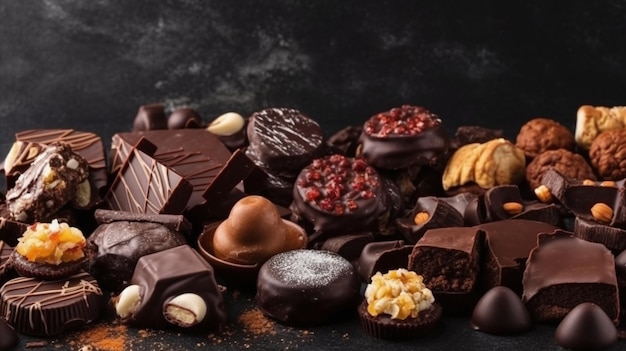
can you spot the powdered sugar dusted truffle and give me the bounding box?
[256,249,361,325]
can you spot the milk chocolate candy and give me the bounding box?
[133,103,167,131]
[0,272,104,336]
[246,107,326,178]
[88,218,187,292]
[120,245,227,330]
[5,143,89,223]
[522,232,620,324]
[2,129,108,203]
[105,138,193,215]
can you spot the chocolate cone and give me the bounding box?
[470,286,531,335]
[555,302,617,351]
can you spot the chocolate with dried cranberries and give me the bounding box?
[290,154,388,235]
[359,105,450,170]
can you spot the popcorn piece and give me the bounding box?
[15,219,86,265]
[364,269,434,320]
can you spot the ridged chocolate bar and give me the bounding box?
[105,140,193,215]
[0,272,104,336]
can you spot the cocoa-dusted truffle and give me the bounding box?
[471,286,531,335]
[359,105,449,170]
[526,148,596,191]
[212,195,306,265]
[290,154,388,237]
[589,129,626,180]
[515,118,575,159]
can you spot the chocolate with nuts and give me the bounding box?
[5,143,89,223]
[526,148,596,191]
[396,196,464,243]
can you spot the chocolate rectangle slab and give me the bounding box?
[105,142,192,215]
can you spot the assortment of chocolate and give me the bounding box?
[1,103,626,349]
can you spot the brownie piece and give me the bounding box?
[522,231,620,324]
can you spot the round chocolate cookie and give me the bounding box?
[256,249,361,325]
[246,107,325,177]
[359,105,450,170]
[10,245,93,281]
[290,154,388,235]
[0,272,104,336]
[88,221,186,292]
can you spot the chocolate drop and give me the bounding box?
[470,286,531,335]
[555,303,618,351]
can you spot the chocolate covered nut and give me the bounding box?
[591,202,613,223]
[207,112,245,136]
[6,143,89,223]
[168,108,203,129]
[526,148,596,191]
[115,284,141,319]
[589,129,626,180]
[133,103,167,131]
[515,118,575,158]
[359,105,450,170]
[163,293,207,327]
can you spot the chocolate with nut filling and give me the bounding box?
[522,231,619,324]
[290,155,388,237]
[0,272,104,336]
[88,215,187,292]
[359,105,450,170]
[121,245,227,330]
[396,196,464,244]
[5,143,89,223]
[246,107,325,178]
[484,185,561,226]
[3,129,108,203]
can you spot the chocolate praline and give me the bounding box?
[470,286,532,335]
[290,155,388,235]
[168,108,203,129]
[359,105,450,170]
[256,249,361,325]
[555,303,618,351]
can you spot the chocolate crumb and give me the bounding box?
[239,308,277,336]
[25,341,48,348]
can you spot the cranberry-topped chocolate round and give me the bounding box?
[359,105,450,170]
[291,154,387,234]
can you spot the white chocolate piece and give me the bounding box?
[206,112,245,136]
[115,284,142,319]
[163,293,207,327]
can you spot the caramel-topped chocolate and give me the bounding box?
[359,105,449,170]
[0,272,104,336]
[212,195,306,265]
[522,232,619,323]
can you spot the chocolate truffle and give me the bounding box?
[290,155,388,236]
[359,105,449,170]
[522,232,620,323]
[212,195,307,265]
[132,103,167,131]
[515,118,576,159]
[168,108,203,129]
[246,107,325,178]
[471,286,532,335]
[589,128,626,180]
[88,218,187,292]
[0,272,104,336]
[555,303,618,351]
[256,249,361,325]
[115,245,227,330]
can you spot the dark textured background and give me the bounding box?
[2,1,626,349]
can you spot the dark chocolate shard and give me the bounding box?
[94,209,192,236]
[0,203,29,246]
[105,139,192,215]
[555,303,618,351]
[396,196,464,244]
[320,233,374,262]
[0,317,19,351]
[470,286,531,335]
[574,217,626,253]
[133,103,167,131]
[3,129,108,201]
[356,240,413,282]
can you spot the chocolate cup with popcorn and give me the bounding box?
[358,301,443,340]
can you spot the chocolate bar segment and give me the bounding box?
[105,140,192,215]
